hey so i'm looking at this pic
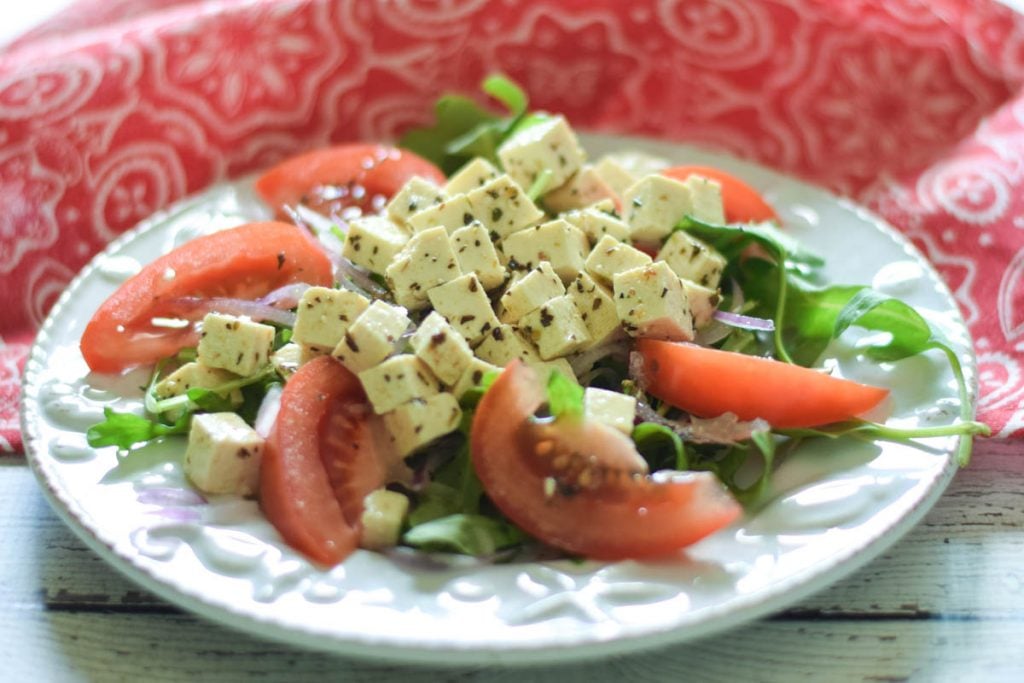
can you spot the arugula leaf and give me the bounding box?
[87,408,190,450]
[482,74,527,117]
[402,513,526,556]
[407,482,461,527]
[546,370,584,420]
[631,422,688,471]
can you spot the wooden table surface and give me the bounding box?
[1,439,1021,682]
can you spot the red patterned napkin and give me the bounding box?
[3,0,1023,454]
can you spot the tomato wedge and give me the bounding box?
[261,356,386,566]
[662,165,779,224]
[636,339,889,428]
[471,361,741,560]
[256,143,446,218]
[80,222,332,374]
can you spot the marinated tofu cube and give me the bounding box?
[426,273,501,345]
[333,300,411,373]
[153,361,241,402]
[681,174,725,225]
[584,234,652,286]
[359,489,410,550]
[358,354,440,415]
[291,286,370,353]
[613,261,695,341]
[501,219,589,283]
[498,115,586,192]
[465,175,544,239]
[497,262,565,324]
[451,357,502,398]
[543,165,617,213]
[406,193,477,234]
[385,226,462,310]
[517,295,591,360]
[450,222,506,290]
[270,342,302,378]
[567,272,621,349]
[657,229,727,289]
[409,311,474,386]
[386,176,447,225]
[197,313,275,377]
[583,388,636,434]
[592,156,637,196]
[681,279,722,328]
[445,157,500,196]
[475,324,543,366]
[341,216,411,275]
[381,392,463,458]
[563,205,631,244]
[532,357,578,384]
[184,413,264,495]
[622,175,693,243]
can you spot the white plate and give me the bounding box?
[21,133,976,666]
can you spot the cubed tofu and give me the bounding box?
[592,156,637,196]
[358,354,440,415]
[184,413,264,496]
[543,165,617,213]
[291,286,370,353]
[532,357,578,384]
[381,392,462,458]
[584,234,652,286]
[341,216,411,275]
[681,279,722,328]
[426,273,501,345]
[613,261,695,341]
[474,324,543,366]
[450,222,506,290]
[409,311,474,386]
[359,489,410,550]
[386,176,447,225]
[445,157,500,196]
[153,361,241,401]
[406,193,477,234]
[500,219,589,283]
[656,229,727,289]
[197,313,275,377]
[583,388,637,434]
[498,115,586,191]
[562,205,631,244]
[497,262,565,323]
[333,300,411,373]
[385,226,462,310]
[451,357,502,398]
[270,342,302,378]
[567,272,621,349]
[465,175,544,239]
[681,174,726,225]
[517,295,591,360]
[622,175,693,243]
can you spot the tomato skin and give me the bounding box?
[662,165,779,224]
[471,361,741,560]
[256,144,446,218]
[80,222,332,374]
[261,356,386,566]
[637,339,889,428]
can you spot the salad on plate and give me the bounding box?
[81,76,988,567]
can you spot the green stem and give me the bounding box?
[928,341,986,466]
[772,251,795,364]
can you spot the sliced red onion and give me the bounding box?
[568,338,630,377]
[258,282,311,309]
[712,310,775,331]
[336,257,389,299]
[634,401,769,445]
[254,383,283,439]
[158,297,297,327]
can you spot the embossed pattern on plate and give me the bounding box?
[20,135,976,666]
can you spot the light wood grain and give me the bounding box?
[2,440,1022,682]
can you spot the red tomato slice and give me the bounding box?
[662,165,779,224]
[636,339,889,428]
[261,356,387,566]
[471,361,741,560]
[80,222,332,374]
[256,144,446,218]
